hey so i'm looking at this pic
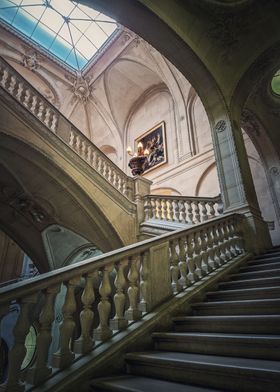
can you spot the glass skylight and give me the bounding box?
[0,0,118,70]
[271,70,280,96]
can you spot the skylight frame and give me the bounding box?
[0,0,120,72]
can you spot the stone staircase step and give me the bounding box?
[240,261,280,272]
[125,351,280,392]
[173,315,280,333]
[191,298,280,315]
[218,276,280,290]
[247,256,280,266]
[229,268,280,280]
[152,332,280,360]
[254,251,280,260]
[206,286,280,300]
[90,375,221,392]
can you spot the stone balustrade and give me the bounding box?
[0,214,244,391]
[0,57,134,200]
[144,194,223,224]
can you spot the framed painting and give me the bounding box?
[136,121,167,173]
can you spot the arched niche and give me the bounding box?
[99,145,118,165]
[151,187,181,196]
[195,163,220,197]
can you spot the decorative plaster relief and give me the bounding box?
[65,72,92,104]
[22,52,40,71]
[215,120,227,133]
[270,166,280,176]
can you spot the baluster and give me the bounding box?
[212,224,222,267]
[86,145,92,163]
[157,198,163,219]
[186,232,198,282]
[44,107,51,128]
[110,260,128,330]
[51,113,58,133]
[200,229,211,274]
[232,218,244,254]
[169,240,182,293]
[125,256,142,321]
[200,201,208,221]
[208,201,215,219]
[23,88,32,109]
[167,199,174,221]
[226,219,237,257]
[0,68,10,89]
[144,197,152,220]
[97,156,103,174]
[118,176,124,193]
[193,201,200,223]
[186,200,194,224]
[37,100,45,122]
[122,179,129,197]
[8,75,16,95]
[15,82,24,101]
[179,200,187,223]
[114,173,120,191]
[150,197,156,219]
[69,129,75,148]
[93,266,113,341]
[178,237,191,287]
[193,231,205,279]
[104,162,110,180]
[217,223,227,265]
[3,293,38,392]
[30,95,38,114]
[217,198,224,215]
[206,226,215,271]
[91,150,98,169]
[173,199,180,222]
[139,251,150,312]
[26,285,60,385]
[223,220,232,261]
[52,277,80,369]
[81,139,87,159]
[161,198,168,220]
[74,272,97,354]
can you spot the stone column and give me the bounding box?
[212,117,271,253]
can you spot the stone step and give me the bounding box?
[206,286,280,301]
[173,315,280,333]
[240,261,280,272]
[152,332,280,360]
[254,251,280,260]
[90,375,221,392]
[229,268,280,280]
[125,351,280,392]
[247,256,280,266]
[191,298,280,315]
[218,276,280,290]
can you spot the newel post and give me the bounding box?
[133,176,152,229]
[139,241,172,312]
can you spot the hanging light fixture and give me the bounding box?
[127,142,149,176]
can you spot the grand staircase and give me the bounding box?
[90,247,280,392]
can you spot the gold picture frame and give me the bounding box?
[135,121,167,174]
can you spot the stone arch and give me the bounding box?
[195,162,220,197]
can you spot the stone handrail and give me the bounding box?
[144,194,223,224]
[0,57,134,200]
[0,214,245,391]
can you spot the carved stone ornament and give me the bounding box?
[11,196,49,226]
[22,52,40,71]
[241,110,260,136]
[270,166,280,176]
[215,120,227,133]
[66,72,92,103]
